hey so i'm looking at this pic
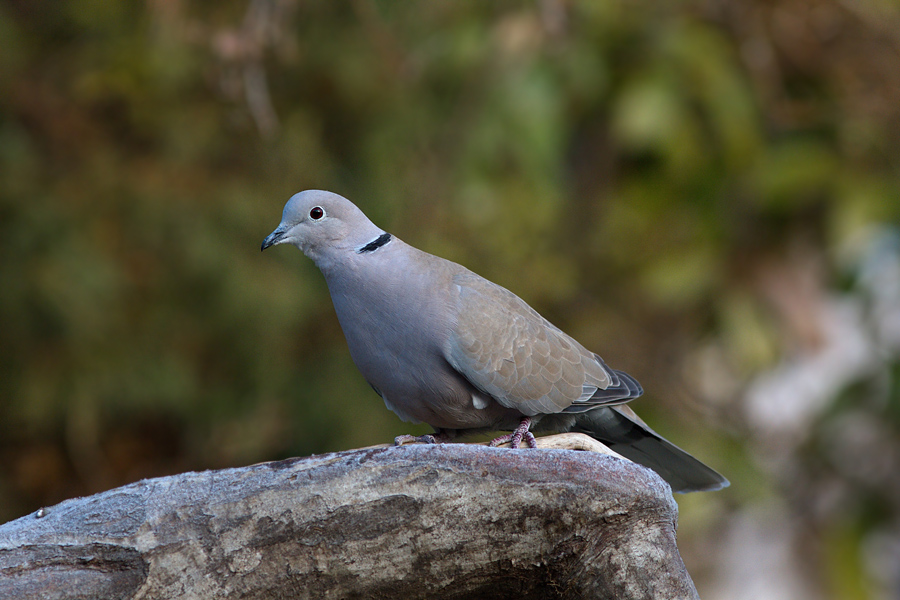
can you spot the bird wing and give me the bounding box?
[445,271,637,416]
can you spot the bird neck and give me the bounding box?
[356,232,393,254]
[304,227,388,272]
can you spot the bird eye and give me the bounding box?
[309,206,324,220]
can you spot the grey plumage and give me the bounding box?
[262,190,728,492]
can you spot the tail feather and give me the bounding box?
[570,405,729,493]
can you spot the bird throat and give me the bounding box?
[357,232,392,254]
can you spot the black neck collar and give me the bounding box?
[357,232,392,254]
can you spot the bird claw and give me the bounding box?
[394,429,458,446]
[488,433,515,447]
[489,417,537,449]
[394,434,437,446]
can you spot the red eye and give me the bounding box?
[309,206,324,220]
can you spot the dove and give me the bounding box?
[262,190,728,492]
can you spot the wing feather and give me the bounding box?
[445,272,627,416]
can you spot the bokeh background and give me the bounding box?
[2,1,900,597]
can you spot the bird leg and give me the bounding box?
[489,417,537,449]
[394,429,455,446]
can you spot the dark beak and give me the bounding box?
[261,227,287,251]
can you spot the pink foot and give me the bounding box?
[489,417,537,449]
[394,430,454,446]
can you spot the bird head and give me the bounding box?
[261,190,385,263]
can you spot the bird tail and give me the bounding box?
[570,405,729,493]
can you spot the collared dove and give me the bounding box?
[262,190,728,492]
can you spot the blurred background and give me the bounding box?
[1,0,899,597]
